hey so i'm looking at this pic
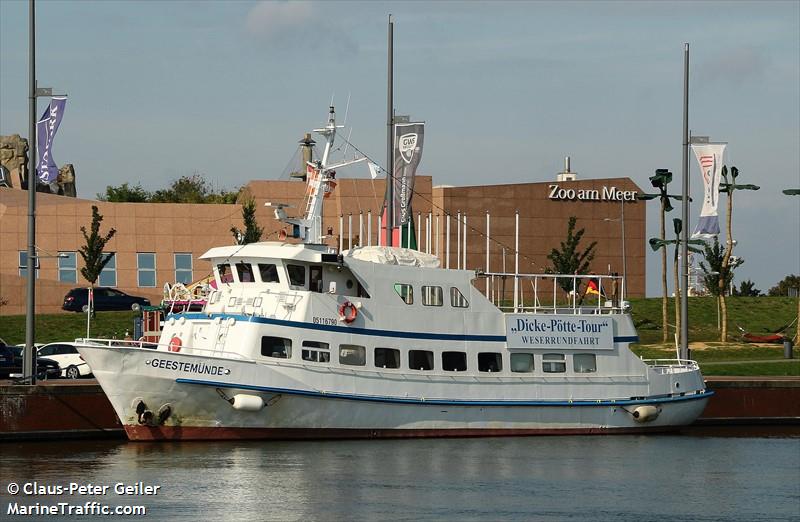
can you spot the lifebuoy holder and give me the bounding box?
[338,301,357,324]
[168,336,182,352]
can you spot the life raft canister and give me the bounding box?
[168,336,182,352]
[338,301,357,324]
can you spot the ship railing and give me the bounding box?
[75,338,252,361]
[478,272,626,314]
[641,358,700,373]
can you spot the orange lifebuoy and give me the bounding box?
[168,336,182,352]
[338,301,357,324]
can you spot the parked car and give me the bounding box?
[0,343,61,380]
[62,287,150,312]
[37,342,92,379]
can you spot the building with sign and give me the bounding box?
[0,174,643,315]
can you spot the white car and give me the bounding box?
[37,342,92,379]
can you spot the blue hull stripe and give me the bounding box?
[181,313,639,344]
[176,377,712,407]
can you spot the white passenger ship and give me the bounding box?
[76,108,712,440]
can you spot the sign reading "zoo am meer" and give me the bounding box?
[548,184,637,202]
[505,315,614,350]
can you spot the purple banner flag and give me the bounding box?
[36,96,67,184]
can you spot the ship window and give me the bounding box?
[302,341,330,363]
[442,351,467,372]
[236,262,255,283]
[374,348,400,369]
[258,263,279,283]
[573,353,597,373]
[409,350,433,371]
[478,352,503,373]
[287,264,306,287]
[542,353,566,373]
[393,283,413,304]
[510,353,534,373]
[450,287,469,308]
[261,336,292,359]
[421,286,443,306]
[339,344,366,366]
[310,266,323,292]
[218,264,234,284]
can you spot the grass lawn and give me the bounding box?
[0,310,139,345]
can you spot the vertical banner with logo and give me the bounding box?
[36,96,67,184]
[691,142,726,238]
[392,122,424,227]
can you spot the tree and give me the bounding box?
[230,197,264,245]
[97,174,240,203]
[638,169,685,343]
[649,218,703,343]
[768,275,800,297]
[732,279,761,297]
[547,216,597,294]
[97,182,150,202]
[79,205,117,286]
[699,237,744,297]
[717,166,760,341]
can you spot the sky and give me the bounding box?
[1,0,798,297]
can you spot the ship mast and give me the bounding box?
[277,106,364,245]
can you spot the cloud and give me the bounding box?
[696,47,769,86]
[243,1,357,55]
[245,1,314,39]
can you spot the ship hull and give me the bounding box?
[79,344,711,441]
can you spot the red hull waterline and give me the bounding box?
[124,425,679,441]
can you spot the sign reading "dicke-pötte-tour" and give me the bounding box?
[548,184,637,202]
[505,315,614,350]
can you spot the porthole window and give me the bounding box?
[573,353,597,373]
[393,283,413,305]
[421,286,443,306]
[542,353,566,373]
[442,351,467,371]
[339,344,366,366]
[409,350,434,371]
[450,287,469,308]
[374,348,400,369]
[478,352,503,373]
[261,337,292,359]
[510,353,534,373]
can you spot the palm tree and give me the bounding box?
[649,218,703,346]
[637,169,685,343]
[717,166,759,342]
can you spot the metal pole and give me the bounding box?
[339,214,343,252]
[358,211,363,247]
[485,211,490,296]
[367,210,372,246]
[377,213,382,247]
[427,211,432,254]
[456,211,461,269]
[435,214,440,258]
[417,211,421,251]
[385,15,394,246]
[514,210,519,312]
[621,198,626,301]
[445,214,450,269]
[462,214,467,269]
[348,213,352,250]
[24,0,37,384]
[680,43,690,359]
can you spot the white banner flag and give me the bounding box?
[367,162,381,180]
[691,143,726,238]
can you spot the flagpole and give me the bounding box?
[385,15,394,246]
[680,43,690,360]
[24,0,37,384]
